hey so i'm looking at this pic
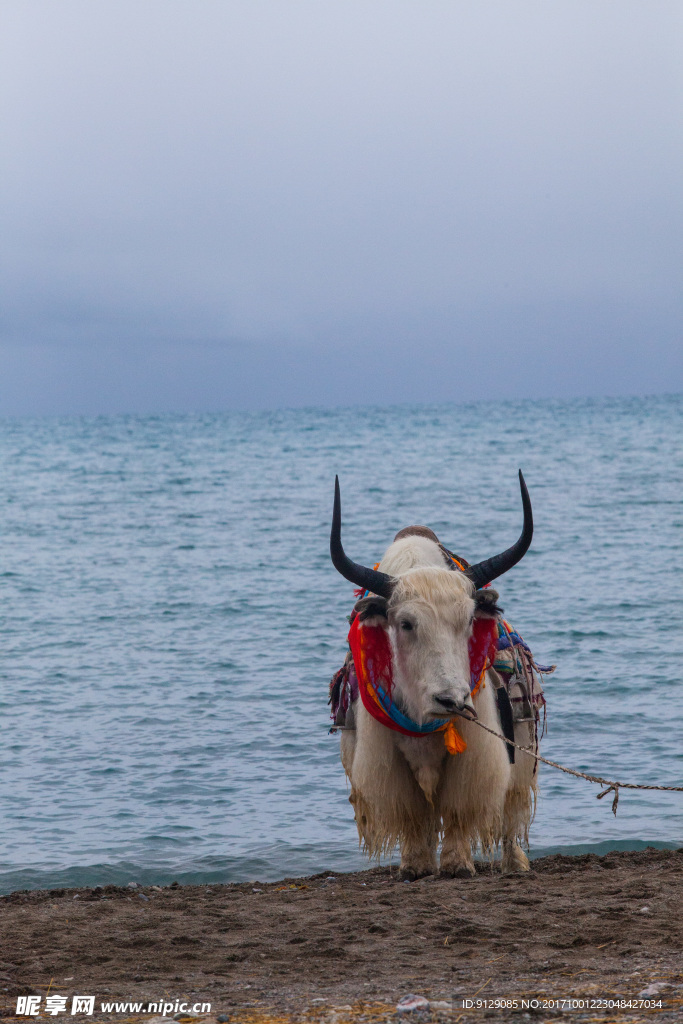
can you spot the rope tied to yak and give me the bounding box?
[469,717,683,815]
[329,550,682,815]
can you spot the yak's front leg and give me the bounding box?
[399,822,439,880]
[392,733,445,879]
[439,826,476,878]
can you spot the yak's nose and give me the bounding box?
[434,692,478,721]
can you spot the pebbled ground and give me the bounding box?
[0,847,681,1023]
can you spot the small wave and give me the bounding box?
[0,839,678,895]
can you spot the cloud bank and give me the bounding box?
[1,1,681,414]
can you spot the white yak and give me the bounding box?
[330,472,537,878]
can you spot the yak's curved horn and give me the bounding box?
[330,476,395,599]
[464,470,533,590]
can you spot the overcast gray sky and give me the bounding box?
[1,1,681,415]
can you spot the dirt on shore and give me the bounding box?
[0,847,681,1024]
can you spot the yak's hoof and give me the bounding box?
[501,860,531,875]
[501,845,530,874]
[439,864,476,879]
[399,867,432,882]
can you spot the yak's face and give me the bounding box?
[356,568,490,726]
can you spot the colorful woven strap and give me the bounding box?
[347,615,493,754]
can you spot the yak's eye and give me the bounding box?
[400,620,414,632]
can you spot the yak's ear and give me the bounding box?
[474,588,503,619]
[353,595,390,625]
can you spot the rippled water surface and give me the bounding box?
[0,396,681,892]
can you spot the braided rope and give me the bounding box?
[470,718,683,815]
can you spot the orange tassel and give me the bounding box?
[443,720,467,755]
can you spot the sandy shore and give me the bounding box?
[0,847,681,1023]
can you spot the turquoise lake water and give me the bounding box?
[0,395,681,893]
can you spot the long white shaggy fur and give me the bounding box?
[340,534,535,877]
